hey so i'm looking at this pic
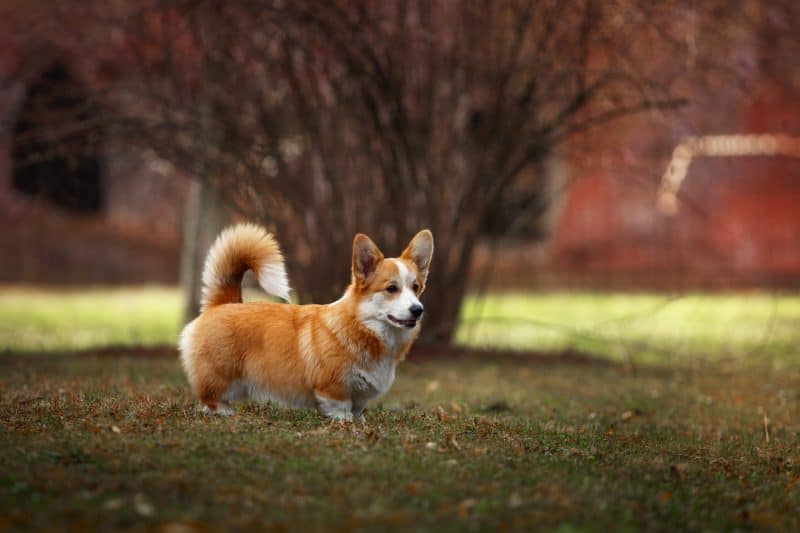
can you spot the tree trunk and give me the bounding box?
[418,225,481,344]
[180,55,227,325]
[179,178,229,324]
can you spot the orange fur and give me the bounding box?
[179,224,434,420]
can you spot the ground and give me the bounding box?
[1,288,799,530]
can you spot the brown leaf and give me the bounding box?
[406,482,421,494]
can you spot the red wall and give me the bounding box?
[550,86,800,288]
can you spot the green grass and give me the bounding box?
[1,286,799,529]
[1,352,798,530]
[459,291,800,365]
[2,286,799,366]
[0,286,181,351]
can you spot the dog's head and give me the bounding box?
[351,230,434,330]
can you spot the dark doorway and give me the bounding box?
[12,62,104,212]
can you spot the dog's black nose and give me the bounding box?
[409,304,424,318]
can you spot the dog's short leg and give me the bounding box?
[314,389,353,421]
[352,399,367,422]
[198,379,236,416]
[200,401,236,416]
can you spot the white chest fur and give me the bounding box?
[350,356,397,400]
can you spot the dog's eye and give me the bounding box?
[412,283,420,293]
[386,284,399,294]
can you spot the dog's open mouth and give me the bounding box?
[388,315,418,328]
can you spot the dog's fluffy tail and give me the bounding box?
[200,223,291,310]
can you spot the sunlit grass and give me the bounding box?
[0,286,181,352]
[2,286,799,365]
[457,291,800,364]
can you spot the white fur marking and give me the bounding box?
[392,260,422,316]
[315,394,353,421]
[259,263,292,302]
[200,403,236,416]
[178,320,197,391]
[221,378,315,409]
[351,357,397,399]
[357,259,422,348]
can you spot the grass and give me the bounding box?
[1,352,798,530]
[0,286,180,352]
[2,286,800,365]
[1,286,799,529]
[459,291,800,365]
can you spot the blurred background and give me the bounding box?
[1,0,799,361]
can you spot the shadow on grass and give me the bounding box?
[1,341,689,386]
[2,341,626,368]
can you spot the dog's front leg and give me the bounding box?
[351,398,367,422]
[314,389,353,422]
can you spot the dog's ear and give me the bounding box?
[352,233,384,285]
[401,229,434,284]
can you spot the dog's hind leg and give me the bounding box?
[198,377,237,416]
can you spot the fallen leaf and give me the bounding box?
[111,425,121,434]
[508,491,523,508]
[435,406,448,423]
[104,498,123,510]
[134,493,154,517]
[620,411,634,422]
[406,482,421,494]
[426,381,440,393]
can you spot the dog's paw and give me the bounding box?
[200,403,236,416]
[326,411,354,423]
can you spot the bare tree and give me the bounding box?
[12,0,795,342]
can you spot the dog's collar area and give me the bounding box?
[388,315,418,328]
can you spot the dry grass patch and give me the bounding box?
[1,352,799,530]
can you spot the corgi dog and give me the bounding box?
[179,223,434,421]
